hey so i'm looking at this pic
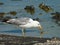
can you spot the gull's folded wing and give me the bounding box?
[7,17,33,25]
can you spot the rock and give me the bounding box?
[24,5,35,15]
[39,3,53,12]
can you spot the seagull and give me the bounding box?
[2,17,42,37]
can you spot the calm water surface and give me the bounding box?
[0,0,60,38]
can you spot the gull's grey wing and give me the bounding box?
[7,17,33,25]
[17,17,30,22]
[16,17,33,25]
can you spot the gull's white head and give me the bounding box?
[33,20,42,30]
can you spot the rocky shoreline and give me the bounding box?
[0,34,60,45]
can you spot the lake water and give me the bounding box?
[0,0,60,38]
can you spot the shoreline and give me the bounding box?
[0,34,60,45]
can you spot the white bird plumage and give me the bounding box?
[6,17,42,37]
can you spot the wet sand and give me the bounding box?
[0,34,51,45]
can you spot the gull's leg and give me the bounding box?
[40,33,43,38]
[40,31,43,38]
[22,28,26,37]
[22,28,26,45]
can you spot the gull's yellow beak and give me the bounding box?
[38,25,42,30]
